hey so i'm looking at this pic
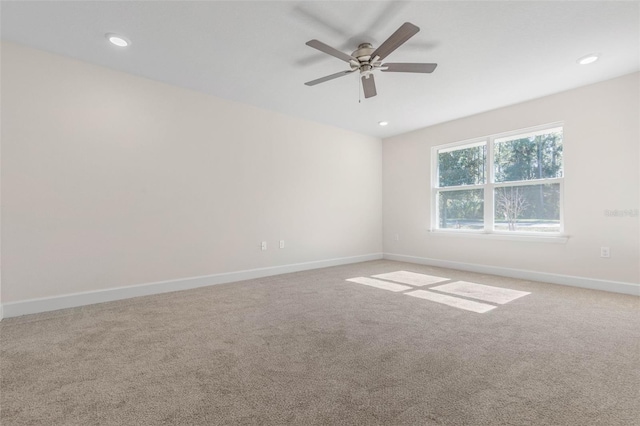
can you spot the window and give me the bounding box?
[432,123,563,235]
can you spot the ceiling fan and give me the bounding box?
[304,22,437,99]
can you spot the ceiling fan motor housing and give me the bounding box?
[351,43,378,75]
[352,43,375,61]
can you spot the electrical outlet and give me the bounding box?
[600,247,610,258]
[394,234,400,241]
[279,240,285,249]
[261,241,267,251]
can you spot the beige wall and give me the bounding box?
[383,73,640,285]
[1,42,382,303]
[2,42,637,307]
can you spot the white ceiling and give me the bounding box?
[1,1,638,139]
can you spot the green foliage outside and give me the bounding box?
[438,131,563,230]
[438,145,485,228]
[438,144,486,187]
[494,133,563,183]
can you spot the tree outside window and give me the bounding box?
[433,125,563,234]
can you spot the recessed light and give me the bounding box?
[106,33,130,47]
[378,121,389,126]
[577,54,599,65]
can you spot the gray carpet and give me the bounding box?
[1,260,639,425]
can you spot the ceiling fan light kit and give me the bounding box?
[304,22,437,99]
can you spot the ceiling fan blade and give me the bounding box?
[361,74,377,98]
[370,22,420,61]
[306,39,357,63]
[381,63,438,73]
[305,70,355,86]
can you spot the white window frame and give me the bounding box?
[430,122,566,241]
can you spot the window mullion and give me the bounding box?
[431,145,439,230]
[493,177,564,188]
[438,183,485,192]
[484,137,494,232]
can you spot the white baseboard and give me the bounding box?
[1,253,383,319]
[383,253,639,296]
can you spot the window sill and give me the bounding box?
[427,229,569,244]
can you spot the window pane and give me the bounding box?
[494,129,563,183]
[494,184,560,232]
[438,143,486,187]
[438,189,484,230]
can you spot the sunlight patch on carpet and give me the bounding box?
[346,277,413,292]
[405,290,496,313]
[430,281,530,304]
[371,271,450,287]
